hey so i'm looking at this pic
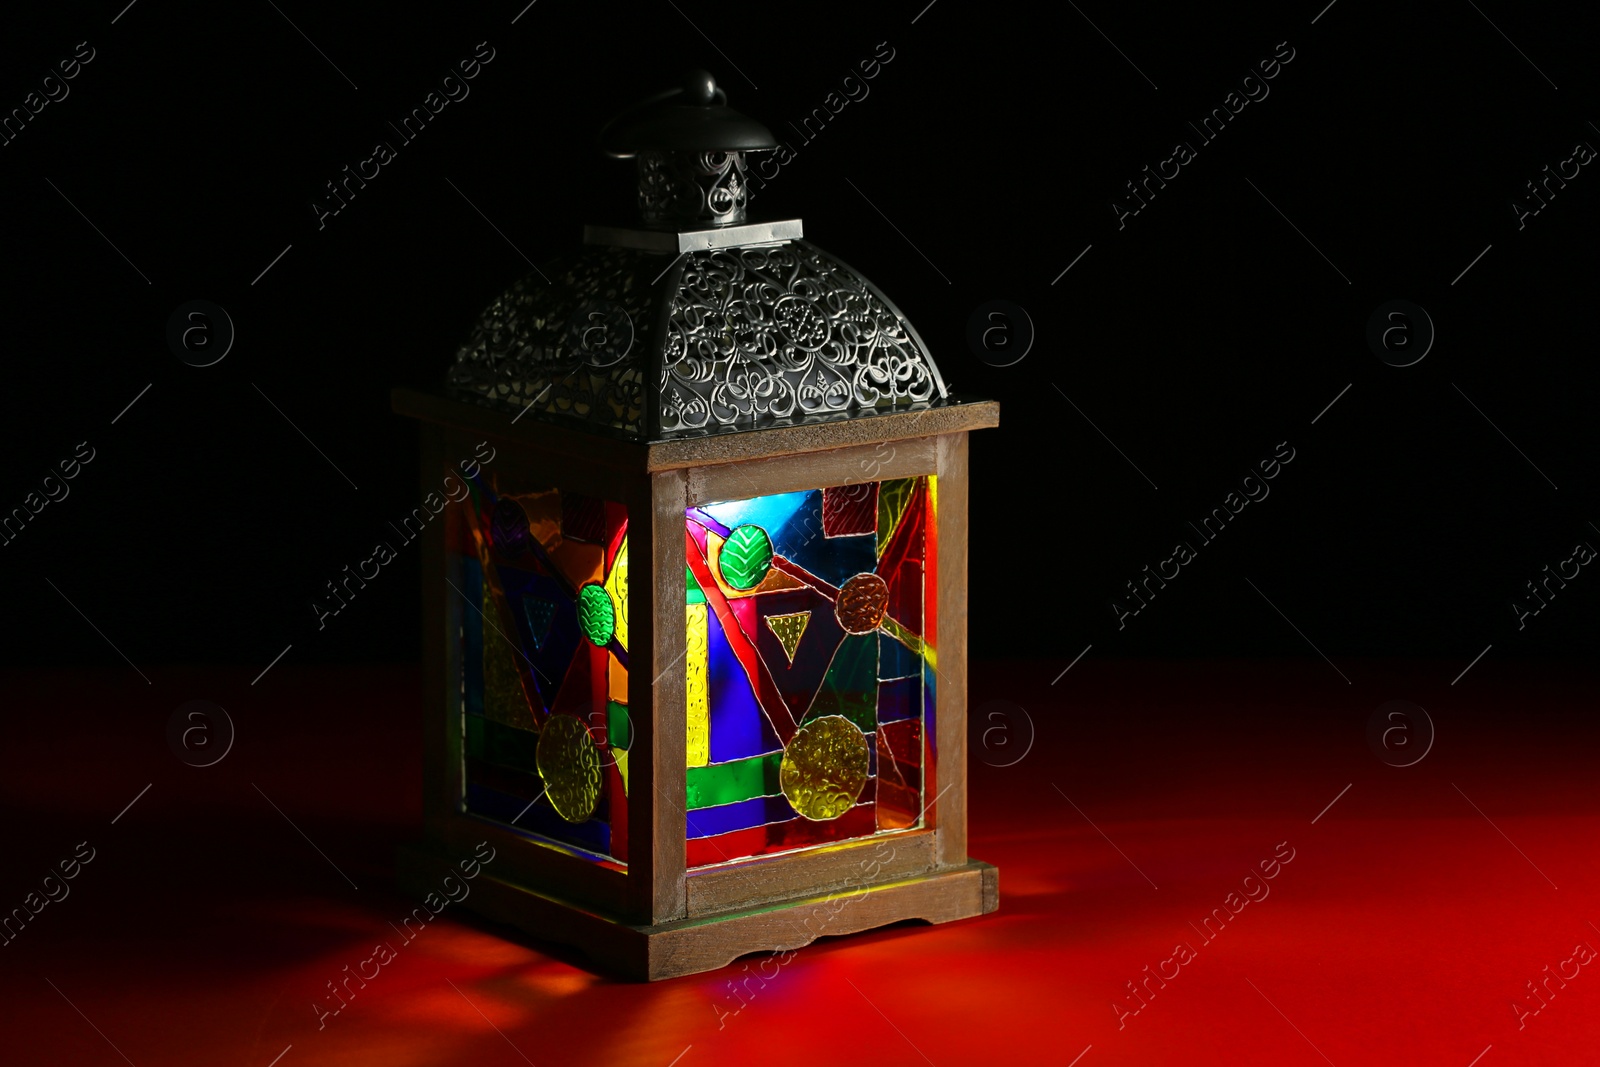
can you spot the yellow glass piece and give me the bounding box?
[764,610,811,665]
[876,478,916,559]
[880,614,924,659]
[604,538,629,652]
[704,529,806,598]
[482,580,536,729]
[685,602,710,766]
[535,714,603,823]
[615,748,629,795]
[780,715,870,821]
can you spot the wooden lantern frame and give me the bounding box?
[393,386,999,980]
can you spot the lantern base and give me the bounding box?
[397,843,998,981]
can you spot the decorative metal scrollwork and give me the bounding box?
[637,149,751,227]
[447,239,946,439]
[446,246,656,434]
[657,241,943,435]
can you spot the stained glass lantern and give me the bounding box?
[393,70,999,980]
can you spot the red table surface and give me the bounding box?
[1,658,1595,1066]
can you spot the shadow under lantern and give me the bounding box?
[393,70,1000,980]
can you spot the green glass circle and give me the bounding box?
[720,525,774,591]
[576,582,616,647]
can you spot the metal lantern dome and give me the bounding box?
[444,70,950,441]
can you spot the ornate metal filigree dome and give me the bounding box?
[446,70,948,441]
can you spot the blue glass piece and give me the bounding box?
[879,631,921,680]
[465,782,612,856]
[701,491,811,540]
[686,794,797,839]
[769,491,876,587]
[877,676,920,724]
[707,605,781,763]
[492,565,578,712]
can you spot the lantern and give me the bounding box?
[393,70,999,980]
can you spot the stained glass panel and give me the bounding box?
[449,471,630,866]
[684,476,934,867]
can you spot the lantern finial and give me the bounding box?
[598,69,777,228]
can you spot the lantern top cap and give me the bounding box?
[599,69,778,158]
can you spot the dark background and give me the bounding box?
[2,0,1596,673]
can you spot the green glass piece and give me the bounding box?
[686,565,706,605]
[720,525,773,591]
[576,582,616,647]
[686,751,783,809]
[607,699,632,751]
[801,633,878,732]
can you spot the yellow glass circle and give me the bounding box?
[536,713,603,823]
[780,715,870,821]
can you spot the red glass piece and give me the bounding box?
[822,482,878,537]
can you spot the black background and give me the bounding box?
[3,0,1596,673]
